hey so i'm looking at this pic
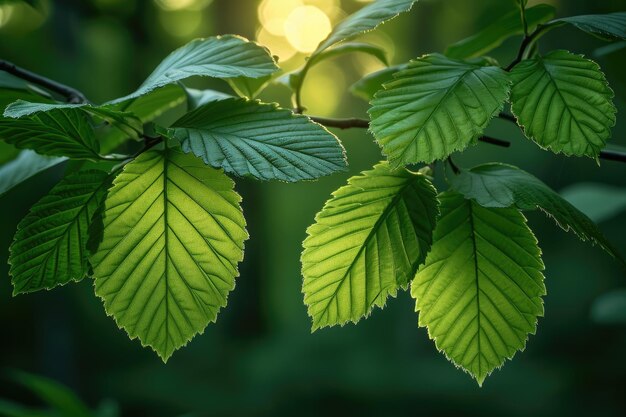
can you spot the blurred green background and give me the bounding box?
[1,0,626,415]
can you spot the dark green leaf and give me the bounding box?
[560,183,626,223]
[0,150,66,197]
[551,12,626,42]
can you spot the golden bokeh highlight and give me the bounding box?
[283,6,332,53]
[154,0,213,11]
[257,27,298,62]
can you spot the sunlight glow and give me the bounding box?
[284,5,332,53]
[258,0,303,36]
[154,0,212,11]
[257,27,297,62]
[0,5,14,28]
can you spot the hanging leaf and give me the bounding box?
[450,163,625,264]
[9,170,111,294]
[302,162,439,330]
[510,50,616,158]
[0,150,67,197]
[550,12,626,42]
[168,98,347,182]
[91,146,247,361]
[412,191,545,385]
[369,54,510,165]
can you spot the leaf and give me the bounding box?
[226,74,273,99]
[314,0,417,54]
[308,42,388,68]
[0,107,100,159]
[110,35,278,104]
[350,64,407,101]
[90,146,248,361]
[560,182,626,223]
[184,87,232,111]
[302,162,439,330]
[9,170,111,294]
[411,191,545,385]
[445,4,556,59]
[0,150,67,197]
[9,371,93,417]
[168,98,347,182]
[450,163,624,264]
[510,50,616,158]
[369,54,510,165]
[100,85,187,153]
[551,12,626,42]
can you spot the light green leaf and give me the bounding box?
[302,162,439,330]
[226,74,273,99]
[9,170,111,294]
[560,182,626,223]
[450,163,624,264]
[510,50,616,158]
[0,108,100,159]
[369,54,510,165]
[445,4,556,59]
[412,191,545,385]
[168,98,347,182]
[350,64,407,101]
[110,35,278,104]
[314,0,417,54]
[309,42,388,68]
[0,150,66,197]
[91,146,248,361]
[184,87,232,110]
[551,12,626,42]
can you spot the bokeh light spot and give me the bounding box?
[283,5,331,53]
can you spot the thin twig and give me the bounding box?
[0,59,88,104]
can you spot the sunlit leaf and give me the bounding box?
[369,54,510,165]
[451,163,625,264]
[110,35,278,103]
[445,4,555,59]
[314,0,417,54]
[10,170,111,294]
[412,191,545,386]
[302,162,439,330]
[91,146,247,361]
[510,50,616,158]
[168,98,347,182]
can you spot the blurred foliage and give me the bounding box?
[0,0,625,416]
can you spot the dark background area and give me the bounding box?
[1,0,626,415]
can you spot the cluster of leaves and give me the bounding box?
[0,0,625,385]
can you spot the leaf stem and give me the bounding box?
[0,59,88,104]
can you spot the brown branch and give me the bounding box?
[0,59,88,104]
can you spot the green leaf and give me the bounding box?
[369,54,510,165]
[350,64,407,101]
[445,4,556,59]
[0,108,100,159]
[110,35,278,104]
[308,42,388,68]
[302,162,439,330]
[100,85,187,153]
[411,191,545,385]
[313,0,417,55]
[226,74,273,99]
[9,170,111,294]
[560,183,626,223]
[551,12,626,42]
[168,98,347,182]
[0,71,53,98]
[184,87,232,111]
[510,50,616,158]
[451,163,625,264]
[9,371,93,417]
[0,150,66,197]
[91,146,247,361]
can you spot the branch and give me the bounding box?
[0,59,88,104]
